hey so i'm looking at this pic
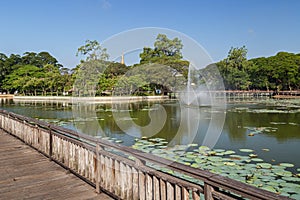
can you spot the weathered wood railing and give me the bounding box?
[0,110,290,200]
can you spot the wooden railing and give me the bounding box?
[0,110,290,200]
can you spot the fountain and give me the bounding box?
[180,65,211,107]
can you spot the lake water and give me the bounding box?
[1,98,300,172]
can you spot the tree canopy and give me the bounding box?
[215,47,300,91]
[1,37,299,96]
[140,34,183,63]
[0,51,71,95]
[76,40,109,61]
[217,46,252,90]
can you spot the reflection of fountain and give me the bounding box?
[186,65,193,105]
[168,105,200,146]
[172,65,226,148]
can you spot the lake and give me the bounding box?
[1,97,299,172]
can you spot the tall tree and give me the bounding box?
[76,40,109,61]
[0,53,8,89]
[139,34,188,80]
[140,34,183,64]
[154,34,183,59]
[22,52,60,68]
[217,46,252,90]
[250,52,300,91]
[43,64,62,95]
[3,65,43,95]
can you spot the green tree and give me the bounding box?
[44,64,62,95]
[137,34,188,95]
[104,62,128,78]
[154,34,183,59]
[73,60,107,96]
[76,40,109,61]
[0,53,8,90]
[1,54,22,92]
[269,52,299,91]
[217,46,252,90]
[59,67,73,95]
[250,52,300,91]
[74,40,112,96]
[140,34,184,64]
[3,65,43,95]
[249,57,274,90]
[22,52,60,68]
[0,51,68,95]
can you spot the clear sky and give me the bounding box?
[1,0,300,68]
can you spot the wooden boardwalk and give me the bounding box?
[0,130,113,200]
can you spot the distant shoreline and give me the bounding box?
[2,92,300,102]
[0,94,14,99]
[10,95,169,103]
[273,95,300,99]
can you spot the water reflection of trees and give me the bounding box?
[226,111,300,142]
[4,100,299,145]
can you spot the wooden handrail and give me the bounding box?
[0,109,291,200]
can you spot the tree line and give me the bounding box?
[1,35,299,96]
[216,46,300,91]
[0,52,72,95]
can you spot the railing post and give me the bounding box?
[135,157,146,167]
[204,182,215,200]
[95,143,101,194]
[49,125,53,161]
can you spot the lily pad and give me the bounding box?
[281,186,300,194]
[291,194,300,199]
[262,148,270,152]
[198,146,210,152]
[224,162,236,166]
[282,176,300,182]
[279,163,294,168]
[257,163,272,169]
[249,154,257,158]
[207,157,223,162]
[274,170,292,177]
[251,158,264,162]
[239,149,254,153]
[191,163,200,168]
[272,165,287,170]
[260,177,275,182]
[266,181,280,187]
[223,150,236,155]
[262,186,277,193]
[195,158,207,164]
[214,149,225,152]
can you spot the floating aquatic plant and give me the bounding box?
[280,163,295,168]
[131,137,300,198]
[239,149,254,153]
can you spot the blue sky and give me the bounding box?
[1,0,300,68]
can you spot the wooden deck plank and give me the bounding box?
[0,130,113,200]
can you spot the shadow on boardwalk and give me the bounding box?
[0,130,113,200]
